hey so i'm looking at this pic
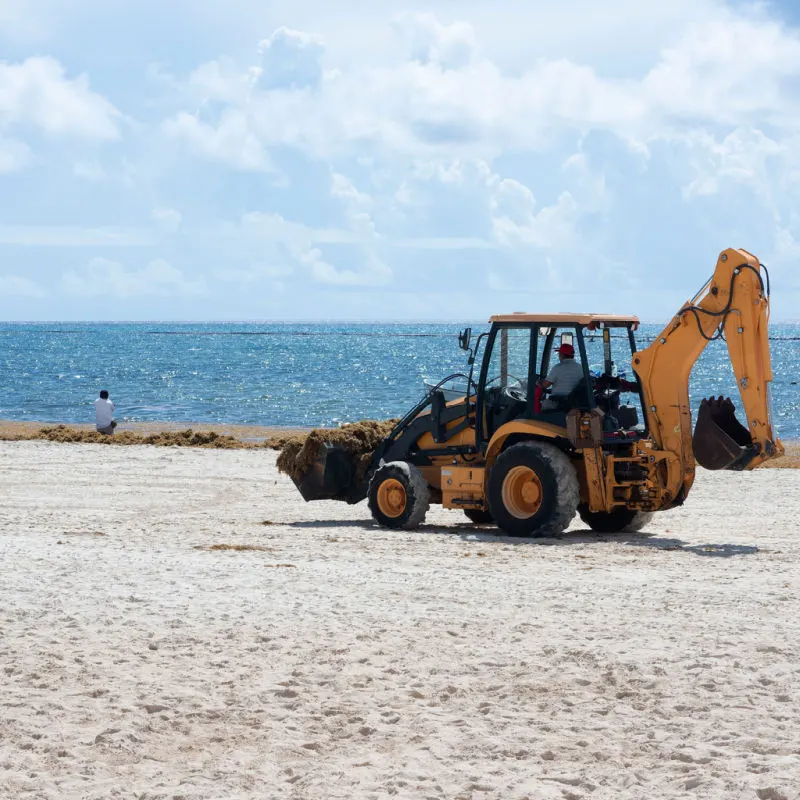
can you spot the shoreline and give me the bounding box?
[0,418,797,467]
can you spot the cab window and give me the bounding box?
[485,326,531,395]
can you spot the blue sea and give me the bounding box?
[1,322,798,439]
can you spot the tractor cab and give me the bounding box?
[463,313,646,448]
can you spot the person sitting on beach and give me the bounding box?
[537,343,583,410]
[95,390,118,434]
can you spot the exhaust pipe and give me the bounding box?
[692,396,759,471]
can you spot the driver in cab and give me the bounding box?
[538,343,583,410]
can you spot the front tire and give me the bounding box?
[368,461,430,530]
[488,441,579,537]
[578,505,653,533]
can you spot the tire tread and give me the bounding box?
[367,461,430,530]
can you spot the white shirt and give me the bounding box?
[95,398,115,428]
[545,358,584,397]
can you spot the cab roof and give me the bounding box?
[489,312,640,327]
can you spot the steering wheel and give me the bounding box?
[503,386,527,402]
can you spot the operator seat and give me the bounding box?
[545,377,590,412]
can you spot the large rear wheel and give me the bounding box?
[578,505,653,533]
[488,442,579,537]
[368,461,430,530]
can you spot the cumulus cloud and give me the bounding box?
[391,12,479,69]
[680,128,784,199]
[257,27,325,90]
[162,110,273,172]
[158,10,800,167]
[330,171,379,237]
[234,211,391,286]
[0,56,120,140]
[62,258,207,298]
[642,14,800,125]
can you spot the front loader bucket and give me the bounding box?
[291,443,366,504]
[693,396,758,471]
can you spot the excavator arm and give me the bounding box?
[632,247,783,507]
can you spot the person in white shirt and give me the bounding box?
[95,389,117,434]
[538,343,584,410]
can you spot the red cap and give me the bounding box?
[557,343,575,357]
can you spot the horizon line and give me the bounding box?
[2,318,800,326]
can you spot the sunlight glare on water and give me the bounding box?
[0,321,797,438]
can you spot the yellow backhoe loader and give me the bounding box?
[289,247,784,536]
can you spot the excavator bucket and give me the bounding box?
[289,443,366,504]
[693,396,758,471]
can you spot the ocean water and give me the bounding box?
[1,321,798,439]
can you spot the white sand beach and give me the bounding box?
[1,439,798,800]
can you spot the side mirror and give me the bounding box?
[458,327,472,351]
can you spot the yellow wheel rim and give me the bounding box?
[502,466,543,519]
[377,478,407,518]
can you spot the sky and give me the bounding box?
[0,0,799,322]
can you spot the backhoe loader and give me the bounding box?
[288,247,784,536]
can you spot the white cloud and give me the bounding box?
[492,187,580,250]
[62,258,207,298]
[162,110,274,172]
[157,10,800,168]
[330,171,379,238]
[0,274,45,297]
[0,56,120,140]
[390,12,479,70]
[187,58,255,105]
[642,14,800,125]
[257,27,325,90]
[299,246,391,286]
[379,154,601,258]
[681,128,784,199]
[237,210,392,286]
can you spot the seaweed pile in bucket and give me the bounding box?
[276,419,398,485]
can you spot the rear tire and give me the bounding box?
[488,441,579,537]
[368,461,430,530]
[578,505,653,533]
[464,508,494,525]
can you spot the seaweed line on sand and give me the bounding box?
[0,425,290,450]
